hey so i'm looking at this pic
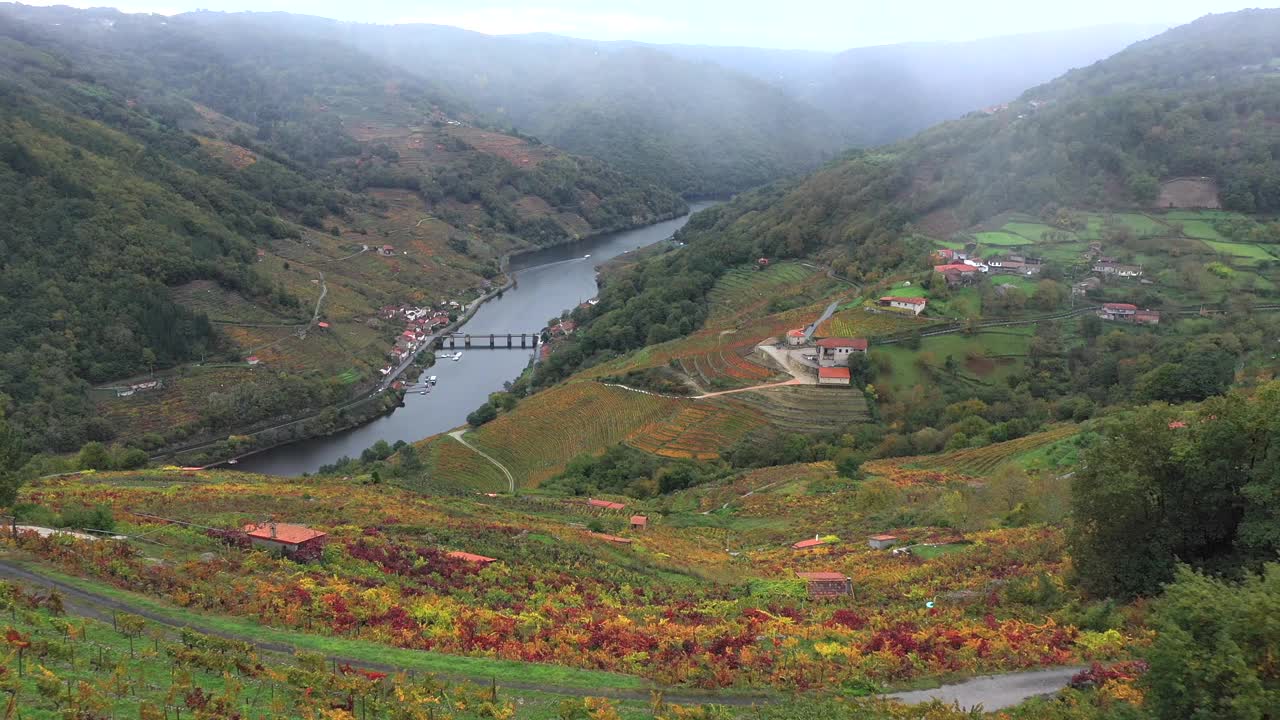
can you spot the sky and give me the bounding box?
[17,0,1274,49]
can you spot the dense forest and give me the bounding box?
[0,4,683,453]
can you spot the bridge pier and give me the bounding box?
[464,335,472,348]
[507,333,513,348]
[448,336,455,349]
[489,334,495,348]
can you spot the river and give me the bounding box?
[236,202,718,476]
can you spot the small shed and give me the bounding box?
[381,244,395,256]
[818,367,851,386]
[797,571,852,598]
[630,515,648,530]
[868,534,899,550]
[317,321,330,329]
[447,551,497,565]
[245,356,261,366]
[587,498,625,512]
[792,536,827,551]
[243,523,326,556]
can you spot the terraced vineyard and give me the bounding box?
[705,262,834,327]
[863,425,1079,481]
[458,382,682,487]
[626,397,765,459]
[731,385,871,433]
[420,434,508,491]
[676,346,780,390]
[816,306,934,338]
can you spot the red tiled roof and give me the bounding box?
[317,322,330,329]
[797,571,848,581]
[791,538,827,550]
[1168,421,1187,429]
[587,498,625,511]
[447,551,496,564]
[880,296,926,306]
[243,523,326,545]
[815,337,868,350]
[869,534,899,541]
[630,515,648,526]
[1103,303,1137,311]
[818,367,851,380]
[934,263,975,273]
[787,329,806,337]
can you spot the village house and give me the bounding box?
[815,337,868,367]
[791,536,827,551]
[381,244,395,256]
[818,366,851,386]
[868,534,899,550]
[877,296,927,316]
[786,328,807,346]
[245,356,261,366]
[243,522,326,557]
[1072,277,1102,297]
[1134,309,1161,325]
[550,320,577,337]
[934,248,968,262]
[630,515,648,530]
[587,498,625,512]
[1093,261,1143,278]
[796,571,852,598]
[1099,303,1138,321]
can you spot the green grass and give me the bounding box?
[1111,213,1168,237]
[1203,240,1277,260]
[18,562,650,692]
[974,231,1030,246]
[1176,220,1226,241]
[1001,222,1062,242]
[910,543,971,560]
[884,282,927,298]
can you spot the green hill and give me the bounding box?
[0,4,683,454]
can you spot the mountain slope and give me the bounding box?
[180,12,852,197]
[0,4,683,454]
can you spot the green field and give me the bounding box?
[1203,240,1277,260]
[882,281,927,298]
[1002,222,1062,242]
[874,328,1033,389]
[974,231,1030,246]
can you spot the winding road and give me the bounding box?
[449,430,515,493]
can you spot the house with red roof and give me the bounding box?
[791,536,827,551]
[818,367,851,386]
[868,533,900,550]
[815,337,868,367]
[587,498,625,512]
[586,531,633,545]
[1134,309,1161,325]
[630,515,648,530]
[447,551,497,565]
[243,522,326,556]
[317,321,330,329]
[1099,303,1138,321]
[245,356,260,366]
[878,296,927,316]
[786,328,807,346]
[797,571,852,598]
[933,263,976,275]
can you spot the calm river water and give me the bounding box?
[236,202,718,476]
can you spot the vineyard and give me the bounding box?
[675,346,780,390]
[420,434,509,491]
[451,382,682,488]
[862,425,1080,483]
[704,263,837,328]
[730,385,871,434]
[815,306,933,338]
[626,397,766,459]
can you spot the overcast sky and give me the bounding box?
[20,0,1275,49]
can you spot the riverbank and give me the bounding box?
[235,203,719,476]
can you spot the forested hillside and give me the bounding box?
[0,4,682,454]
[185,13,852,197]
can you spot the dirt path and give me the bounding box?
[693,378,804,398]
[883,666,1084,711]
[449,430,515,493]
[0,558,767,706]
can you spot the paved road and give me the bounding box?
[449,430,515,493]
[883,666,1084,711]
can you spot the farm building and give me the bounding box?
[796,571,852,598]
[878,296,927,315]
[630,515,648,530]
[1099,303,1138,321]
[381,244,396,256]
[586,531,632,545]
[818,367,852,386]
[933,263,977,276]
[447,551,497,565]
[243,523,326,556]
[1093,262,1143,278]
[934,248,967,262]
[868,534,899,550]
[317,321,330,329]
[245,356,260,366]
[815,337,868,367]
[791,536,828,551]
[1134,310,1161,325]
[786,328,807,346]
[587,498,626,512]
[1072,277,1101,297]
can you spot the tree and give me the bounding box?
[77,441,112,471]
[466,403,497,427]
[1142,564,1280,719]
[0,415,23,508]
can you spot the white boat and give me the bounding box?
[227,459,238,465]
[428,375,437,384]
[420,390,427,395]
[583,254,591,258]
[452,352,463,361]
